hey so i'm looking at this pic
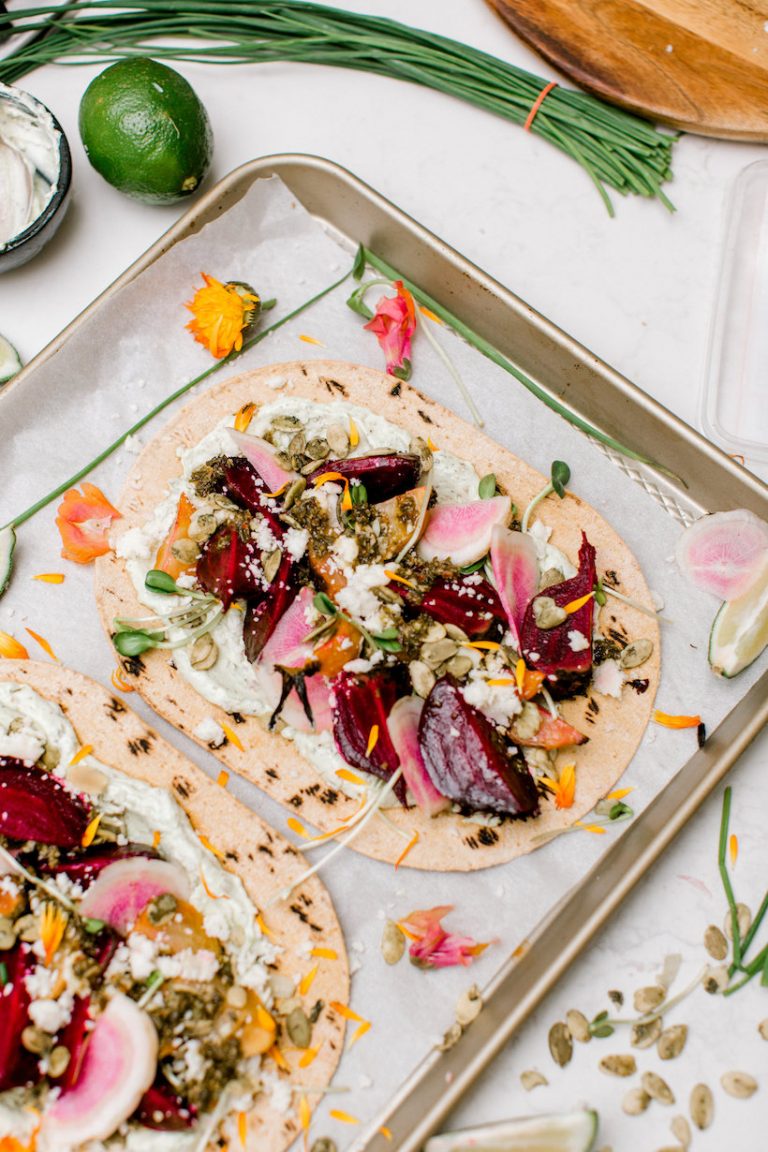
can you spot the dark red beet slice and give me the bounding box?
[306,453,422,503]
[196,525,265,611]
[243,553,300,664]
[418,677,538,817]
[58,994,94,1090]
[135,1079,198,1130]
[0,943,39,1091]
[419,575,505,638]
[223,457,284,537]
[0,763,91,847]
[520,534,597,698]
[332,670,407,804]
[46,843,159,886]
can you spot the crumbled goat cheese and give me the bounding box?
[283,527,309,561]
[29,994,73,1034]
[461,671,523,727]
[158,947,219,982]
[126,932,159,981]
[336,563,391,631]
[193,717,227,747]
[592,658,624,698]
[332,535,359,565]
[115,526,151,562]
[567,629,590,652]
[0,733,45,762]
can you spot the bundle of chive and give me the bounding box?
[0,0,676,214]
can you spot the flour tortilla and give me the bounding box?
[1,660,348,1152]
[95,360,660,871]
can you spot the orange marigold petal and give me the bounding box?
[234,402,256,433]
[217,769,230,789]
[329,1110,359,1124]
[24,629,58,662]
[298,965,317,996]
[221,722,244,751]
[111,666,135,693]
[32,573,65,584]
[56,483,121,564]
[310,947,338,960]
[0,632,30,660]
[653,710,702,729]
[394,830,419,869]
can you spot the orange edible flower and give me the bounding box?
[364,280,416,380]
[25,629,58,663]
[462,640,500,651]
[329,1001,366,1024]
[563,591,594,614]
[237,1111,248,1147]
[154,493,195,580]
[310,946,338,960]
[233,402,256,433]
[575,821,607,834]
[426,436,439,451]
[348,1020,371,1048]
[729,833,738,866]
[256,913,275,939]
[56,483,121,564]
[298,1046,321,1068]
[606,787,633,801]
[217,769,230,789]
[379,1127,394,1142]
[0,632,29,660]
[394,830,419,870]
[270,1044,290,1072]
[287,817,309,839]
[541,762,576,810]
[81,814,101,849]
[40,904,67,966]
[298,334,325,346]
[152,830,162,849]
[198,833,226,860]
[186,273,259,359]
[398,906,489,969]
[221,722,244,751]
[32,573,64,584]
[69,745,93,767]
[329,1111,359,1125]
[383,569,417,590]
[348,416,360,448]
[365,724,379,757]
[299,965,318,996]
[335,768,365,786]
[111,666,135,693]
[653,710,702,729]
[200,866,228,901]
[299,1093,311,1152]
[0,1133,38,1152]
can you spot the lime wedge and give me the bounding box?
[0,333,22,386]
[709,556,768,678]
[425,1108,599,1152]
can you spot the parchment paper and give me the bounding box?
[0,176,762,1147]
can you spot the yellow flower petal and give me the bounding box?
[0,631,29,660]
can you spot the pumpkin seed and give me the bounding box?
[409,660,436,699]
[622,1088,650,1116]
[759,1018,768,1041]
[48,1045,71,1078]
[423,621,447,643]
[532,596,568,630]
[189,512,217,543]
[658,1024,688,1060]
[619,639,653,669]
[704,924,728,961]
[326,424,350,457]
[287,431,306,457]
[438,1022,463,1051]
[262,548,282,584]
[724,902,751,940]
[275,451,294,471]
[310,1140,337,1152]
[444,623,469,642]
[305,437,330,461]
[600,1054,636,1077]
[520,1069,548,1091]
[286,1006,312,1049]
[190,633,218,672]
[539,567,564,591]
[565,1009,591,1043]
[631,1016,663,1049]
[421,638,458,669]
[455,985,483,1027]
[411,436,433,471]
[170,537,199,565]
[670,1114,691,1149]
[0,919,15,950]
[514,701,542,742]
[721,1071,758,1099]
[643,1070,675,1105]
[381,920,405,966]
[290,454,305,472]
[548,1021,573,1067]
[272,414,303,432]
[633,985,666,1013]
[22,1026,51,1055]
[283,477,307,509]
[15,914,38,943]
[701,964,729,994]
[302,459,322,476]
[689,1083,714,1130]
[445,653,474,679]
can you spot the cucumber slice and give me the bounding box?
[709,558,768,678]
[0,334,22,386]
[0,525,16,598]
[425,1108,599,1152]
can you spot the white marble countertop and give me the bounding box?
[1,2,766,1149]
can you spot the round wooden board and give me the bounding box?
[95,360,659,872]
[0,660,349,1152]
[488,0,768,140]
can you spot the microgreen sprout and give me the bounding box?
[521,460,572,533]
[478,473,497,499]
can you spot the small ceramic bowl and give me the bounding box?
[0,81,72,273]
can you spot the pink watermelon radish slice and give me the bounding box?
[41,993,158,1145]
[490,525,539,648]
[78,857,190,935]
[510,706,587,749]
[254,587,333,733]
[388,697,450,817]
[418,496,512,567]
[229,429,298,493]
[676,508,768,601]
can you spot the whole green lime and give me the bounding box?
[78,57,213,205]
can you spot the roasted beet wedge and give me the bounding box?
[0,761,91,846]
[520,534,597,699]
[135,1080,197,1131]
[307,453,421,503]
[419,575,505,638]
[419,677,538,817]
[59,994,95,1090]
[196,525,265,611]
[243,552,300,664]
[332,670,407,804]
[0,943,39,1091]
[222,457,284,537]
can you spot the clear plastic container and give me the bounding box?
[703,159,768,463]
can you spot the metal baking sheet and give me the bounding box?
[5,155,768,1150]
